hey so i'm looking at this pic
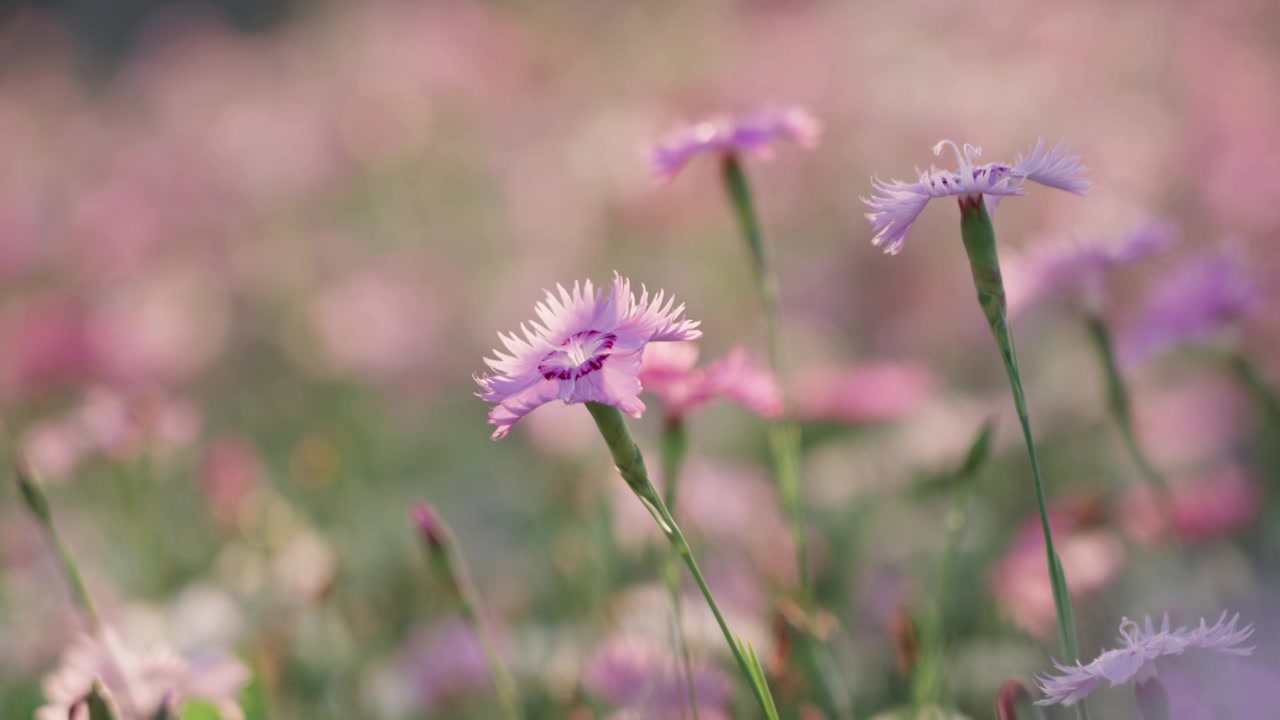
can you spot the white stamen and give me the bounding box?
[1118,618,1141,647]
[931,139,969,169]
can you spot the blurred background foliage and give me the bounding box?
[1,1,1279,718]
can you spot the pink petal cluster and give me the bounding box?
[652,106,821,182]
[22,387,201,482]
[791,362,936,424]
[39,627,248,720]
[862,139,1092,254]
[638,342,782,420]
[1037,612,1254,706]
[476,274,701,440]
[1120,463,1262,545]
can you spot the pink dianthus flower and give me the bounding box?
[476,274,701,439]
[652,107,821,182]
[638,342,782,420]
[39,627,248,720]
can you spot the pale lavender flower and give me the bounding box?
[1036,612,1254,707]
[652,107,821,182]
[1122,252,1260,366]
[476,273,701,439]
[39,627,248,720]
[862,139,1092,254]
[584,635,733,718]
[394,619,493,712]
[1012,220,1176,312]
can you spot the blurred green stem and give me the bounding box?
[1227,352,1280,432]
[912,422,994,710]
[417,511,523,720]
[15,459,102,628]
[721,154,810,601]
[587,402,780,720]
[660,415,701,720]
[957,198,1089,720]
[722,155,851,719]
[86,679,122,720]
[1084,314,1177,523]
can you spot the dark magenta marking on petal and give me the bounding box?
[538,330,618,381]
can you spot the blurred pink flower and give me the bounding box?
[476,274,701,440]
[1121,251,1259,367]
[308,264,442,382]
[21,422,91,482]
[39,627,248,720]
[791,362,936,424]
[992,497,1125,639]
[1133,377,1247,470]
[200,437,264,529]
[394,619,494,712]
[1181,21,1280,235]
[199,92,346,208]
[863,139,1091,255]
[583,635,733,719]
[86,267,231,385]
[66,152,189,280]
[1120,463,1262,545]
[0,297,96,398]
[21,388,201,482]
[1037,612,1253,707]
[639,342,782,420]
[652,106,821,182]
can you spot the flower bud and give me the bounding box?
[411,502,450,550]
[996,677,1032,720]
[1135,677,1170,720]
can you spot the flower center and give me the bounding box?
[539,330,617,381]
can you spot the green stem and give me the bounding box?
[587,402,780,720]
[723,155,851,719]
[1084,314,1177,515]
[721,155,811,603]
[661,416,689,514]
[957,199,1088,720]
[15,460,102,628]
[419,513,523,720]
[1227,352,1280,432]
[86,679,122,720]
[721,155,782,372]
[912,421,994,710]
[660,416,701,720]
